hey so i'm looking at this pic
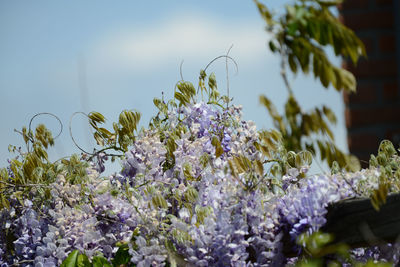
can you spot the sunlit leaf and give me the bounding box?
[60,250,79,267]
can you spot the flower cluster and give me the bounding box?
[1,84,399,266]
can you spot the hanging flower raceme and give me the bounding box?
[0,74,399,266]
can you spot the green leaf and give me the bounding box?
[184,187,199,203]
[255,160,264,176]
[111,243,131,267]
[337,67,356,92]
[371,183,389,211]
[287,151,297,167]
[77,254,91,267]
[379,140,396,157]
[60,250,79,267]
[92,256,112,267]
[260,95,285,133]
[211,136,223,158]
[295,151,313,167]
[228,160,238,178]
[22,126,30,144]
[331,161,340,174]
[288,54,298,73]
[89,112,106,124]
[208,73,217,90]
[316,0,343,7]
[270,163,282,177]
[359,260,393,267]
[97,127,113,138]
[174,91,189,106]
[254,0,274,26]
[287,22,299,36]
[177,81,196,98]
[268,40,277,52]
[152,193,168,209]
[322,106,337,124]
[93,132,105,146]
[183,163,195,181]
[199,69,206,80]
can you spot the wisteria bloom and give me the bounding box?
[1,96,399,267]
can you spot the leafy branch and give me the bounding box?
[69,109,141,162]
[255,0,366,171]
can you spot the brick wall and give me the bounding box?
[341,0,400,165]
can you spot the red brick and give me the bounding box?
[343,84,377,104]
[345,58,397,78]
[338,13,345,24]
[385,129,400,146]
[376,0,393,7]
[383,82,399,100]
[346,106,400,127]
[345,109,352,128]
[354,84,377,103]
[348,133,380,151]
[343,90,350,104]
[342,11,394,30]
[341,0,369,9]
[360,37,374,54]
[379,34,396,52]
[352,152,373,168]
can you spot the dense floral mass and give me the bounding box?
[0,77,399,266]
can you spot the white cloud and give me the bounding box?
[90,13,272,71]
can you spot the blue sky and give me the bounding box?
[0,1,346,174]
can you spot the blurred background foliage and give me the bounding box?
[255,0,366,171]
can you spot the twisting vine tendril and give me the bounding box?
[225,44,234,107]
[69,112,125,162]
[28,112,63,140]
[69,111,93,156]
[14,112,63,153]
[180,60,185,81]
[203,55,238,75]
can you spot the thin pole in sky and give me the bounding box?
[77,53,93,150]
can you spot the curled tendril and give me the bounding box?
[14,56,240,169]
[180,60,185,81]
[69,112,124,164]
[202,52,238,103]
[14,112,63,153]
[28,112,63,140]
[69,111,94,156]
[225,44,234,102]
[177,53,238,104]
[203,54,239,75]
